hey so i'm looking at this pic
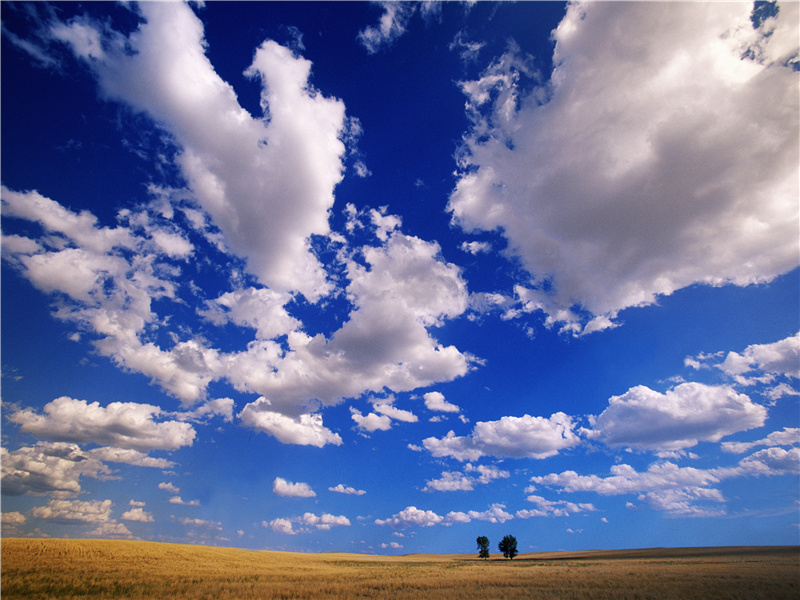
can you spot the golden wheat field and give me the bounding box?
[1,538,798,599]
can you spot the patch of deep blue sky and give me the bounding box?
[1,1,798,552]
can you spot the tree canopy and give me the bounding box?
[498,535,518,560]
[476,536,490,560]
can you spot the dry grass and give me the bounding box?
[2,538,798,599]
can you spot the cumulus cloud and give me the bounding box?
[1,443,111,498]
[8,397,196,452]
[29,498,115,523]
[449,2,799,334]
[158,482,179,494]
[88,447,174,469]
[423,463,509,492]
[587,383,767,451]
[121,507,154,522]
[239,400,342,447]
[169,496,200,507]
[423,412,580,461]
[534,446,800,517]
[375,506,444,529]
[272,477,316,498]
[446,503,514,524]
[53,2,348,300]
[719,332,800,383]
[517,495,596,518]
[423,391,460,413]
[329,484,366,496]
[1,511,27,525]
[351,409,392,433]
[721,427,800,454]
[265,512,350,534]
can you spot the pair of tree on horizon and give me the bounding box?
[476,535,518,560]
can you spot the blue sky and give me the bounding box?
[1,1,798,554]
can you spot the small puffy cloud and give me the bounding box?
[129,500,146,507]
[466,503,514,524]
[272,477,316,498]
[460,241,491,255]
[372,399,418,424]
[730,447,800,477]
[1,443,111,498]
[424,463,509,492]
[265,518,295,535]
[158,482,179,494]
[8,397,196,452]
[329,484,366,496]
[2,512,27,525]
[449,3,799,334]
[265,513,350,534]
[381,541,403,549]
[351,408,392,433]
[375,506,444,529]
[423,391,460,413]
[239,399,342,447]
[721,427,800,453]
[121,507,154,523]
[719,332,800,383]
[30,498,114,523]
[357,2,416,54]
[178,517,222,530]
[533,462,726,517]
[169,496,200,507]
[517,496,596,518]
[88,448,174,469]
[423,412,580,461]
[588,383,767,451]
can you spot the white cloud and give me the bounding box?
[588,383,767,451]
[466,503,513,524]
[381,541,403,549]
[265,513,350,534]
[329,484,366,496]
[423,391,460,413]
[8,397,196,452]
[423,463,509,492]
[121,507,154,523]
[1,443,111,498]
[533,462,727,517]
[265,518,295,535]
[517,495,596,518]
[199,288,299,341]
[272,477,316,498]
[460,241,491,255]
[158,482,179,494]
[372,399,418,424]
[176,398,235,424]
[2,512,27,525]
[29,498,114,523]
[357,2,416,54]
[351,409,392,433]
[423,412,580,461]
[449,2,799,334]
[375,506,444,529]
[169,496,200,507]
[178,517,221,530]
[721,427,800,453]
[719,332,800,383]
[239,399,342,448]
[54,2,348,300]
[88,447,174,469]
[729,447,800,477]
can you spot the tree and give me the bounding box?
[476,536,490,560]
[498,534,518,560]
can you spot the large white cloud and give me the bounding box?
[587,383,767,451]
[272,477,316,498]
[53,1,347,300]
[423,412,581,461]
[8,397,196,452]
[1,443,111,498]
[238,399,342,447]
[449,2,799,333]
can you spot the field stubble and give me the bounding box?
[1,539,798,599]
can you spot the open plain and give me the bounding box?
[2,539,798,599]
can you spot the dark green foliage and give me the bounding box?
[476,536,490,560]
[498,535,518,560]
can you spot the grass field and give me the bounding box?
[2,539,798,599]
